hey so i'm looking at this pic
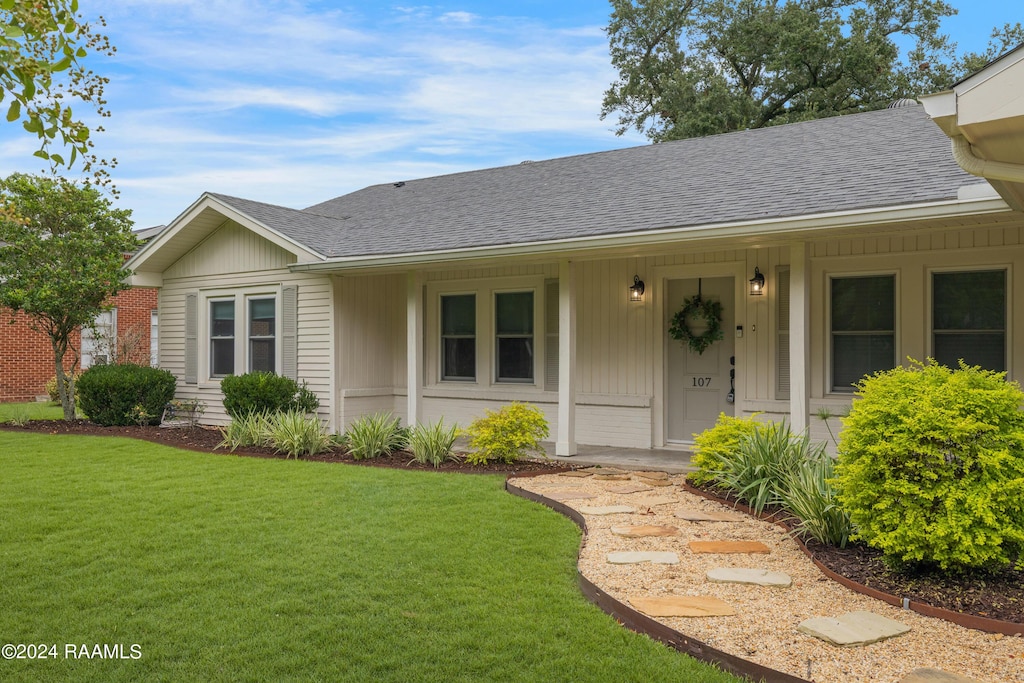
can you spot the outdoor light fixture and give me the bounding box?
[628,275,645,302]
[749,267,765,296]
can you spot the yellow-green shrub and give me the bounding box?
[835,360,1024,572]
[689,413,761,485]
[465,402,549,465]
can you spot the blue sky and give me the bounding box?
[0,1,1018,229]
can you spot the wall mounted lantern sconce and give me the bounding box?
[749,267,765,296]
[628,275,645,302]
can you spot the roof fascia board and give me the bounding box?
[125,193,325,274]
[952,44,1024,95]
[289,197,1009,274]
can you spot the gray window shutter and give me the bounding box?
[281,285,298,380]
[544,279,559,391]
[776,269,790,399]
[184,293,198,384]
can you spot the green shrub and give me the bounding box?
[220,372,320,419]
[690,413,761,485]
[835,360,1024,572]
[76,364,176,426]
[344,412,407,460]
[408,419,461,468]
[266,410,333,459]
[711,420,817,515]
[779,453,852,548]
[465,402,548,465]
[46,372,79,403]
[217,411,272,451]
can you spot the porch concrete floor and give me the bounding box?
[538,442,695,474]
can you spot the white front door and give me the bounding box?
[665,277,735,444]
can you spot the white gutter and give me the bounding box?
[288,195,1009,274]
[951,135,1024,184]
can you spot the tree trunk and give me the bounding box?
[50,336,75,421]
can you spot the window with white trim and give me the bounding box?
[932,269,1006,372]
[830,274,895,392]
[441,294,475,381]
[81,308,116,368]
[495,291,534,382]
[248,297,276,373]
[209,299,235,377]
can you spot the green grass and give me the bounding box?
[0,401,64,422]
[0,432,738,683]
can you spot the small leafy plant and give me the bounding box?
[465,402,548,465]
[407,419,461,468]
[46,372,79,404]
[344,412,407,460]
[266,410,333,459]
[217,411,272,451]
[690,412,761,485]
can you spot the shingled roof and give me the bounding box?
[211,104,981,259]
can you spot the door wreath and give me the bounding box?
[668,294,723,355]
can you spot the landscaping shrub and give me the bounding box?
[217,411,272,451]
[344,412,407,460]
[835,360,1024,572]
[220,372,320,419]
[76,364,176,426]
[46,372,79,403]
[690,412,761,485]
[266,410,333,459]
[779,453,852,548]
[408,419,461,468]
[465,402,548,465]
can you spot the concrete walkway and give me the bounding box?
[539,442,695,474]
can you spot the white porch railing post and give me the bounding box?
[406,270,424,428]
[789,242,811,433]
[556,259,577,456]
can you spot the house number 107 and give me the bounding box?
[692,377,711,387]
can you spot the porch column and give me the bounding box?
[789,242,811,432]
[406,270,424,428]
[556,259,577,456]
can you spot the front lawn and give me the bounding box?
[0,432,737,682]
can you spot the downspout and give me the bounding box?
[951,135,1024,183]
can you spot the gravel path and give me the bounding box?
[512,471,1024,683]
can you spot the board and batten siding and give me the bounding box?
[156,221,334,428]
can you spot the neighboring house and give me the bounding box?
[126,48,1024,456]
[0,226,164,402]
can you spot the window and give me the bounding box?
[495,291,533,382]
[150,310,159,367]
[81,309,116,368]
[249,298,276,372]
[933,269,1006,372]
[831,275,895,392]
[441,294,475,380]
[210,299,235,377]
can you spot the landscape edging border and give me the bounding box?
[505,473,809,683]
[679,481,1024,637]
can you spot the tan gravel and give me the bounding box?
[514,472,1024,683]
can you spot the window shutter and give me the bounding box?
[544,279,559,391]
[776,269,790,399]
[184,293,198,384]
[281,285,298,380]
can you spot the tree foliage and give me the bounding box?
[0,173,136,420]
[0,0,115,183]
[602,0,1024,142]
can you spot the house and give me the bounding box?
[125,47,1024,456]
[0,225,164,403]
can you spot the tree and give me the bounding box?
[0,173,136,420]
[601,0,1024,142]
[0,0,116,184]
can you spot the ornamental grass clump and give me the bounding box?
[835,360,1024,572]
[217,410,272,451]
[407,419,461,468]
[779,453,852,548]
[690,413,761,485]
[344,412,407,460]
[266,410,333,459]
[465,402,548,465]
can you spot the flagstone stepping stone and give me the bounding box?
[611,524,680,538]
[605,484,653,494]
[635,477,674,487]
[593,473,632,480]
[582,467,628,475]
[675,509,744,522]
[545,490,599,501]
[632,470,670,480]
[899,669,985,683]
[636,496,677,507]
[689,540,771,554]
[606,551,679,565]
[558,470,593,478]
[797,611,911,647]
[579,505,636,516]
[629,595,736,617]
[706,567,792,587]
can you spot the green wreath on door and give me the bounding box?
[668,295,723,355]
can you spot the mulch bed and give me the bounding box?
[0,420,562,474]
[689,482,1024,625]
